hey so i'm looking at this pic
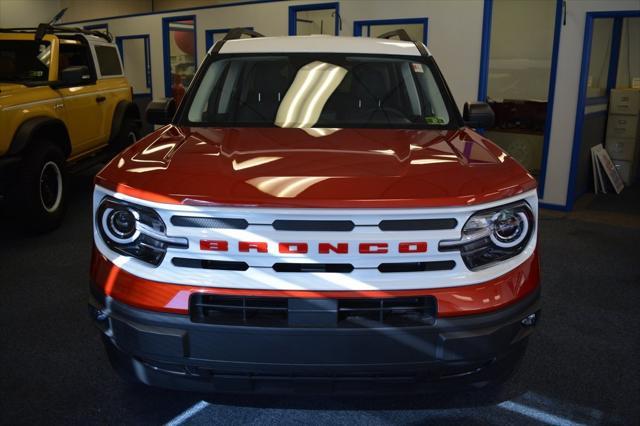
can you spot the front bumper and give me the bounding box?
[90,287,540,394]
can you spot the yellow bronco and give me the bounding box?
[0,24,140,232]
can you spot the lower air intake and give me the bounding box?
[189,295,437,328]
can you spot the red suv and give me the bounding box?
[90,29,540,393]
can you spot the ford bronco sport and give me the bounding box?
[0,24,140,232]
[90,29,540,393]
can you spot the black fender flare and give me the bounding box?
[8,116,71,157]
[109,101,141,143]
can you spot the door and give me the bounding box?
[117,35,152,134]
[162,16,197,101]
[569,12,640,204]
[57,40,105,154]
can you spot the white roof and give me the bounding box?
[217,35,427,56]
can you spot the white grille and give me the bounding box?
[93,186,538,292]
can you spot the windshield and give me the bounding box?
[0,40,51,84]
[185,54,456,129]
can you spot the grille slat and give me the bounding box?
[272,220,355,231]
[378,218,457,231]
[190,294,437,328]
[172,258,249,271]
[272,263,354,273]
[378,260,456,273]
[171,216,249,229]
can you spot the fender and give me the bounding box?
[7,116,71,157]
[109,101,141,143]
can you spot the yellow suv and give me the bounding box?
[0,24,140,232]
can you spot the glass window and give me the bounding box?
[295,8,337,35]
[95,45,122,76]
[59,42,93,74]
[0,40,51,83]
[168,19,196,103]
[483,0,556,176]
[186,54,452,129]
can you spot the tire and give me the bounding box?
[110,117,139,154]
[13,142,67,233]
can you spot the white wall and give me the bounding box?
[542,0,640,207]
[339,0,484,108]
[0,0,61,27]
[61,0,484,111]
[59,0,151,23]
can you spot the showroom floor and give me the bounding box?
[1,165,639,426]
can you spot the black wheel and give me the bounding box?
[111,117,139,154]
[14,142,67,233]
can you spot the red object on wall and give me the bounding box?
[173,29,195,56]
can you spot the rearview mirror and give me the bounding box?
[146,98,176,125]
[58,66,91,85]
[463,102,495,129]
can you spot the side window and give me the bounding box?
[95,45,123,77]
[58,43,93,77]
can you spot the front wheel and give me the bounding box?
[111,117,140,154]
[15,142,67,233]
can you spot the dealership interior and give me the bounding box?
[0,0,639,424]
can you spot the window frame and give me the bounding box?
[58,37,99,85]
[92,43,125,78]
[162,14,198,97]
[288,2,340,36]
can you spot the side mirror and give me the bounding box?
[463,102,495,129]
[59,66,91,85]
[146,98,176,125]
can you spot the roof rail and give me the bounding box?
[376,29,413,42]
[222,28,265,42]
[0,23,112,43]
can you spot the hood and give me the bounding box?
[97,126,537,208]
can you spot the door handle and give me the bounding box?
[96,96,106,103]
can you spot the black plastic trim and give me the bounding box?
[272,263,354,273]
[171,216,249,229]
[94,287,540,393]
[272,220,355,232]
[378,218,457,231]
[172,258,249,271]
[378,260,456,273]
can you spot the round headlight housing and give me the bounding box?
[440,201,535,270]
[96,197,188,266]
[490,209,529,248]
[103,207,139,243]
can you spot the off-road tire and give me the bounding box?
[14,141,67,233]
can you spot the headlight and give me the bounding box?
[439,201,534,270]
[96,197,188,266]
